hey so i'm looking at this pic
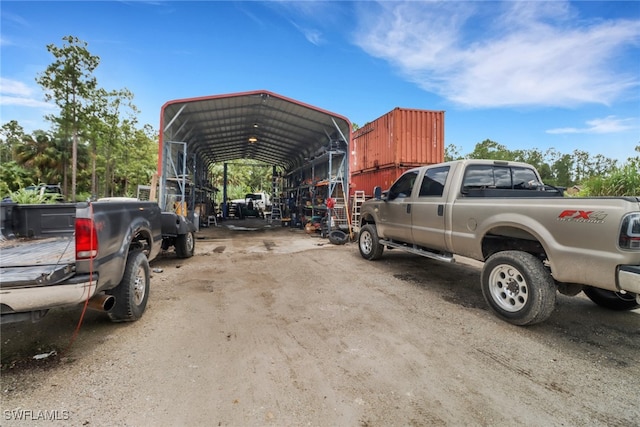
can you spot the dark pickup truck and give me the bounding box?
[0,198,196,324]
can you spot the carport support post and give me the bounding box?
[272,164,277,202]
[222,163,229,219]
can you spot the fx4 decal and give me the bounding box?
[557,210,607,224]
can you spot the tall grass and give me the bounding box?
[578,164,640,196]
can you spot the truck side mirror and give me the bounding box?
[373,186,382,200]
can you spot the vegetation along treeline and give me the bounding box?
[445,140,639,196]
[1,36,638,201]
[1,36,157,202]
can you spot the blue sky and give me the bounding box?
[1,1,639,163]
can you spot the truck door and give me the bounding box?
[410,166,451,252]
[378,170,419,242]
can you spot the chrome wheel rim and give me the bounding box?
[488,264,529,312]
[133,265,146,305]
[186,232,194,252]
[360,231,372,254]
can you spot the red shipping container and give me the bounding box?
[349,165,418,199]
[350,108,445,174]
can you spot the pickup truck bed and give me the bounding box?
[0,237,75,286]
[0,200,167,324]
[1,198,198,324]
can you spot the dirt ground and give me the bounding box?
[1,218,639,427]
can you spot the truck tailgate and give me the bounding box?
[0,237,75,287]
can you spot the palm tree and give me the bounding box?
[15,131,53,183]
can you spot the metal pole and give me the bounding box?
[222,163,228,219]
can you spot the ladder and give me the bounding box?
[351,191,366,233]
[269,169,282,223]
[269,197,282,223]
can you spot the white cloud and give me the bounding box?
[546,116,637,134]
[289,21,324,46]
[0,78,55,109]
[302,28,323,46]
[0,95,54,109]
[0,77,34,97]
[269,1,344,46]
[353,1,640,108]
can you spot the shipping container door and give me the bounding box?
[410,166,451,252]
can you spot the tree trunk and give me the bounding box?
[91,148,96,199]
[71,129,78,202]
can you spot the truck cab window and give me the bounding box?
[462,165,494,189]
[419,166,449,197]
[463,165,540,191]
[388,171,418,200]
[494,167,512,189]
[512,167,540,188]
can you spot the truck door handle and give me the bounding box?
[437,205,444,216]
[407,204,411,214]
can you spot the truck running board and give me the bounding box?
[379,240,455,263]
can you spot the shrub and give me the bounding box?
[578,164,640,196]
[8,188,59,204]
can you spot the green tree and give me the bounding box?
[572,149,592,183]
[36,35,100,201]
[208,161,275,201]
[444,144,464,161]
[0,120,25,163]
[546,152,573,188]
[578,149,640,196]
[467,139,513,161]
[0,161,32,196]
[126,125,158,194]
[94,89,139,197]
[590,154,617,177]
[14,130,54,183]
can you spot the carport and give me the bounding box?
[157,90,351,225]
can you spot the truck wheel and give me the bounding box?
[582,287,640,311]
[481,251,556,326]
[176,231,195,258]
[107,251,150,322]
[328,230,348,245]
[358,224,384,260]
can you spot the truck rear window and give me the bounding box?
[462,165,539,190]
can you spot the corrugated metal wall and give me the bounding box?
[350,166,416,197]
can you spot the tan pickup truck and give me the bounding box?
[357,159,640,325]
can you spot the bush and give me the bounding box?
[578,164,640,196]
[8,188,59,204]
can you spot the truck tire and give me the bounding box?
[358,224,384,260]
[481,251,556,326]
[176,231,195,258]
[328,230,348,245]
[107,251,150,322]
[582,287,640,311]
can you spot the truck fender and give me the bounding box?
[477,213,552,259]
[161,212,196,236]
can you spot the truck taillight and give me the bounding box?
[76,217,98,259]
[619,213,640,250]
